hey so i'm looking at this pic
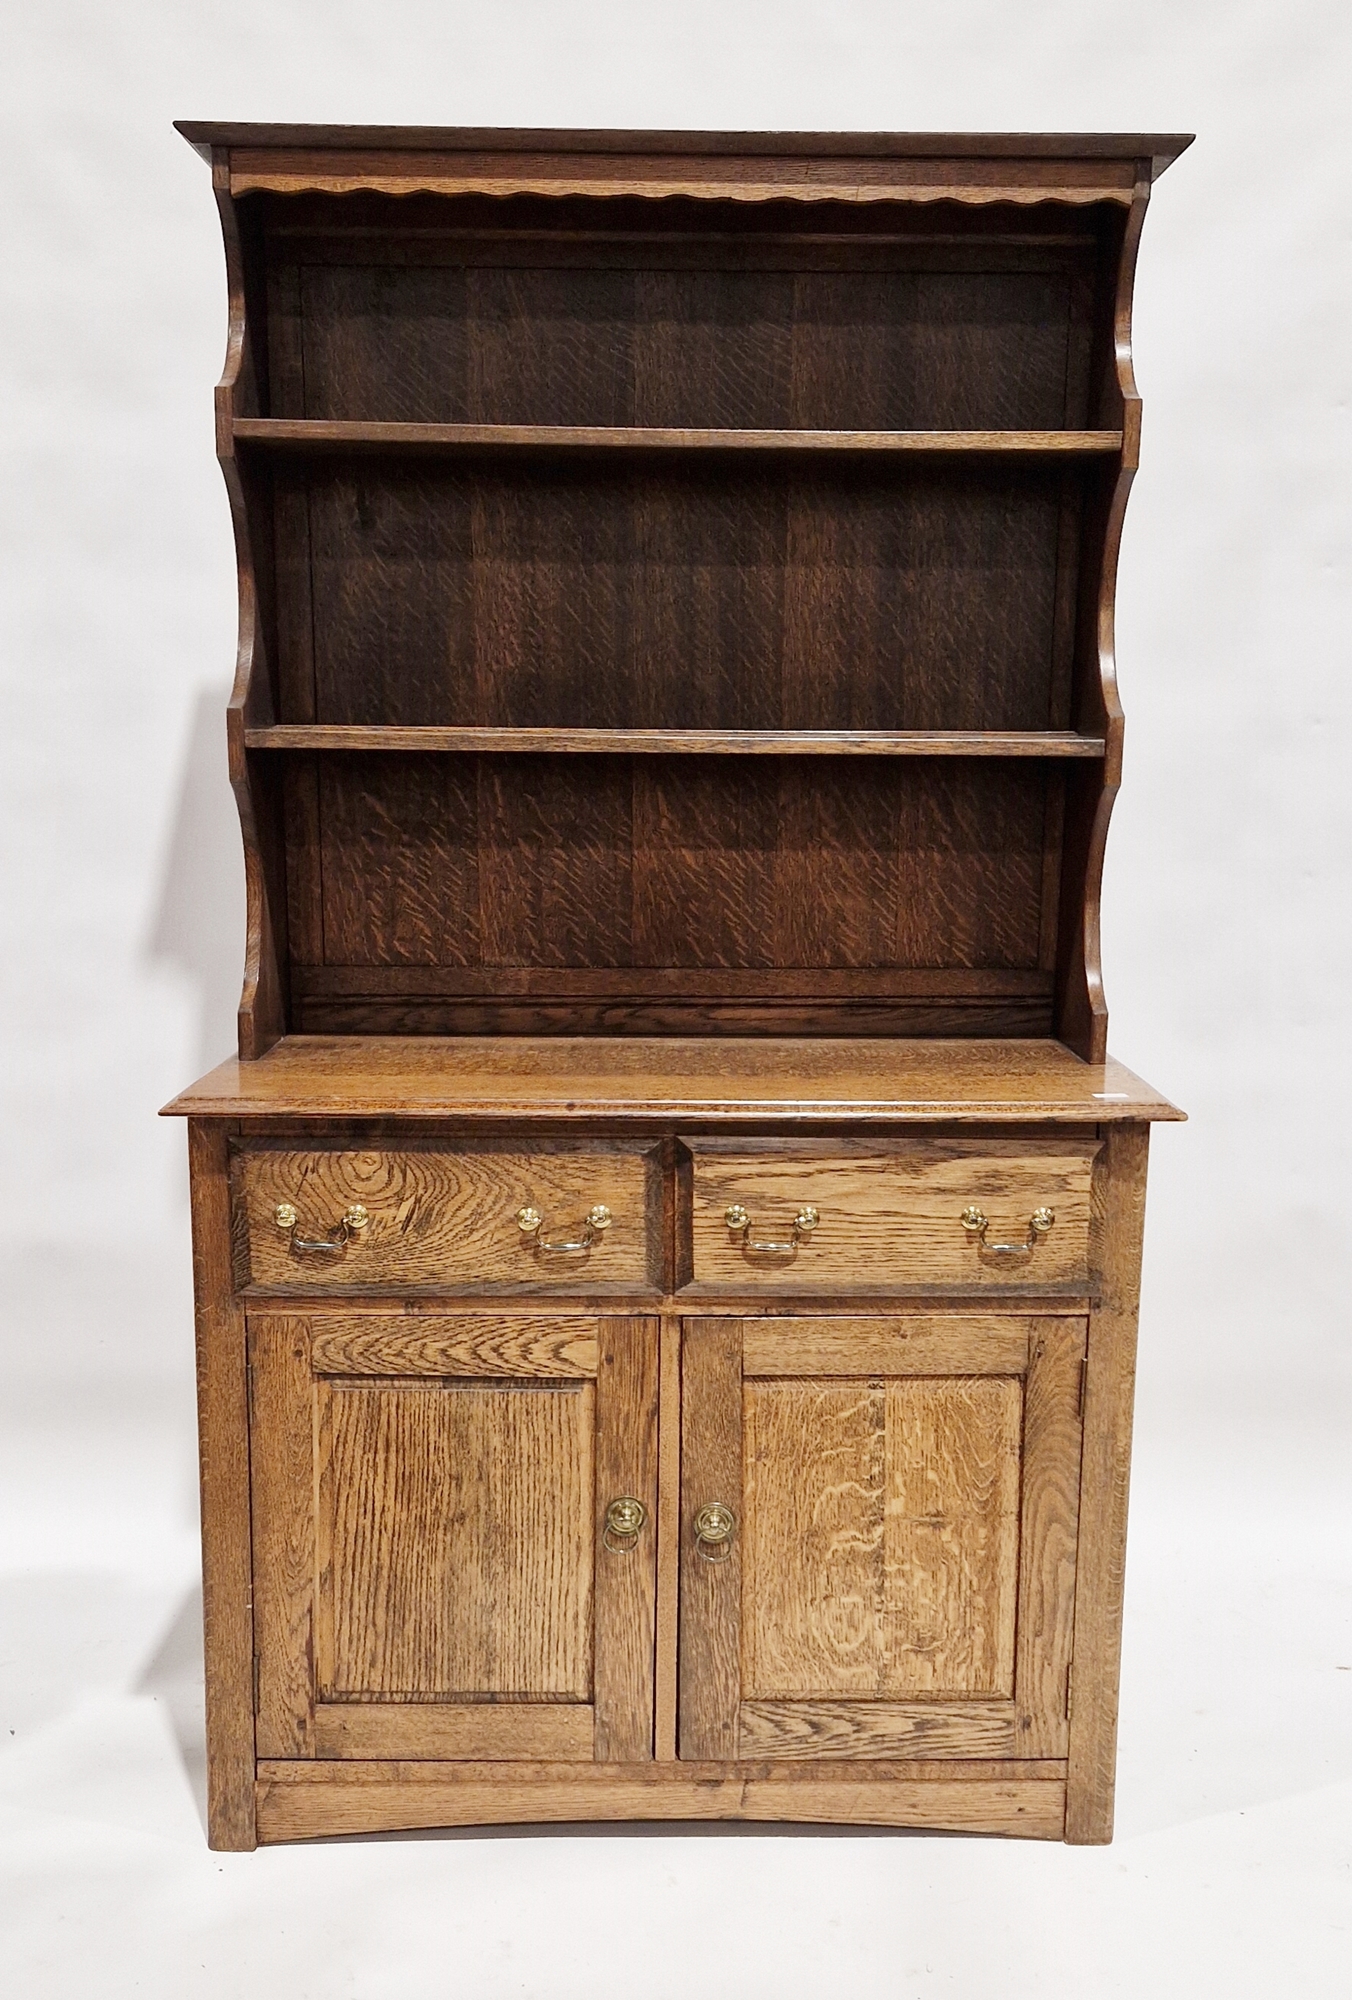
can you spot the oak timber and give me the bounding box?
[244,726,1108,757]
[233,1140,660,1292]
[164,1038,1184,1125]
[188,1122,257,1849]
[254,1760,1069,1841]
[173,123,1185,1848]
[1065,1123,1150,1838]
[685,1137,1096,1291]
[234,418,1123,455]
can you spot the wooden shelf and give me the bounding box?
[233,419,1123,458]
[243,726,1108,758]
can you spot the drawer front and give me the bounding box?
[683,1140,1097,1291]
[234,1144,660,1292]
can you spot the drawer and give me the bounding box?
[233,1142,661,1293]
[681,1139,1097,1291]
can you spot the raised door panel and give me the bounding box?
[250,1312,657,1763]
[679,1315,1084,1763]
[319,1377,594,1700]
[741,1375,1021,1700]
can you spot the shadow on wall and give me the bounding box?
[146,685,246,1079]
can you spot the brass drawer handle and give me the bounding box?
[603,1496,648,1554]
[693,1500,737,1562]
[516,1203,612,1255]
[273,1201,370,1255]
[960,1205,1055,1257]
[724,1203,819,1255]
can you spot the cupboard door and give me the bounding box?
[679,1315,1085,1762]
[250,1312,657,1762]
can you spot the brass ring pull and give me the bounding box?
[693,1500,737,1562]
[724,1204,819,1256]
[273,1201,370,1255]
[960,1205,1055,1257]
[603,1496,648,1554]
[516,1204,612,1255]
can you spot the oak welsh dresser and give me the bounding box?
[164,125,1189,1848]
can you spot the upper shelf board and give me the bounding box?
[234,421,1122,458]
[243,728,1107,758]
[177,125,1193,205]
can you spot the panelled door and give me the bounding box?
[679,1314,1086,1762]
[249,1312,658,1763]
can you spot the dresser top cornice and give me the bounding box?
[176,124,1193,169]
[177,123,1192,205]
[162,1036,1183,1125]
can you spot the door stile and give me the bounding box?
[1014,1318,1089,1754]
[249,1314,318,1757]
[678,1318,744,1761]
[593,1316,660,1760]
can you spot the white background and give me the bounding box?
[2,3,1350,1993]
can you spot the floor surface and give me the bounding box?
[3,1244,1349,1998]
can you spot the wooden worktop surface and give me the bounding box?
[163,1037,1183,1125]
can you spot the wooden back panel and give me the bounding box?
[276,455,1083,731]
[272,235,1095,434]
[199,147,1164,1054]
[283,750,1061,1037]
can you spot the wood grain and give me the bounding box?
[224,141,1142,208]
[234,1142,659,1292]
[1055,184,1149,1062]
[187,1121,257,1848]
[177,127,1181,1848]
[678,1319,743,1759]
[303,765,1032,1024]
[184,125,1186,1059]
[743,1377,883,1699]
[476,758,633,967]
[1066,1123,1150,1841]
[687,1138,1097,1291]
[741,1375,1020,1699]
[207,153,279,1066]
[317,1375,594,1700]
[245,725,1107,757]
[289,457,1082,734]
[165,1038,1185,1125]
[742,1315,1033,1377]
[237,419,1123,454]
[254,1759,1067,1841]
[885,1378,1021,1695]
[1015,1319,1088,1755]
[593,1318,659,1760]
[248,1317,316,1757]
[298,263,469,423]
[312,1703,594,1761]
[317,753,479,958]
[654,1313,681,1761]
[178,121,1193,166]
[293,996,1057,1041]
[310,1313,599,1377]
[738,1699,1017,1759]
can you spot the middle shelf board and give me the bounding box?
[242,726,1107,757]
[233,419,1123,458]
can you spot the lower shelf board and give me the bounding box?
[254,1759,1068,1843]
